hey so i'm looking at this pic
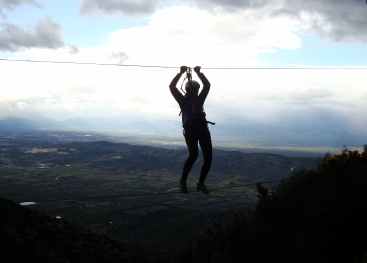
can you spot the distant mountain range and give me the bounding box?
[0,115,365,148]
[0,115,180,133]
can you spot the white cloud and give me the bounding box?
[16,101,30,109]
[102,5,302,69]
[362,91,367,101]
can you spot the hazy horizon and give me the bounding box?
[1,114,364,158]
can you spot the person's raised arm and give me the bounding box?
[169,66,187,104]
[194,66,210,103]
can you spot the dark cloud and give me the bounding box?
[197,0,272,11]
[68,44,80,54]
[0,0,41,8]
[277,0,367,42]
[284,88,334,100]
[0,17,64,51]
[0,0,42,18]
[80,0,161,15]
[110,51,129,64]
[196,0,367,43]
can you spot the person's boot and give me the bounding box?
[196,182,210,194]
[178,180,188,194]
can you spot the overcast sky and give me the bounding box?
[0,0,366,147]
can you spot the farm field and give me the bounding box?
[0,165,258,250]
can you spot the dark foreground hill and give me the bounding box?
[174,146,367,263]
[0,197,169,263]
[0,197,128,262]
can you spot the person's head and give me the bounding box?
[185,80,200,98]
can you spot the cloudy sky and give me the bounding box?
[0,0,366,147]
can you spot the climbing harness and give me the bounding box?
[179,67,215,127]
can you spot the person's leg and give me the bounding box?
[198,128,212,184]
[181,128,199,182]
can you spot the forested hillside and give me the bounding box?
[175,146,367,263]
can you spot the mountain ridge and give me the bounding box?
[1,138,319,182]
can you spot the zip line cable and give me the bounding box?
[1,58,366,70]
[0,58,177,69]
[22,179,283,204]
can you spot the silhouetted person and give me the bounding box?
[169,66,213,194]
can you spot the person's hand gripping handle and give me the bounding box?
[180,66,188,75]
[194,66,201,74]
